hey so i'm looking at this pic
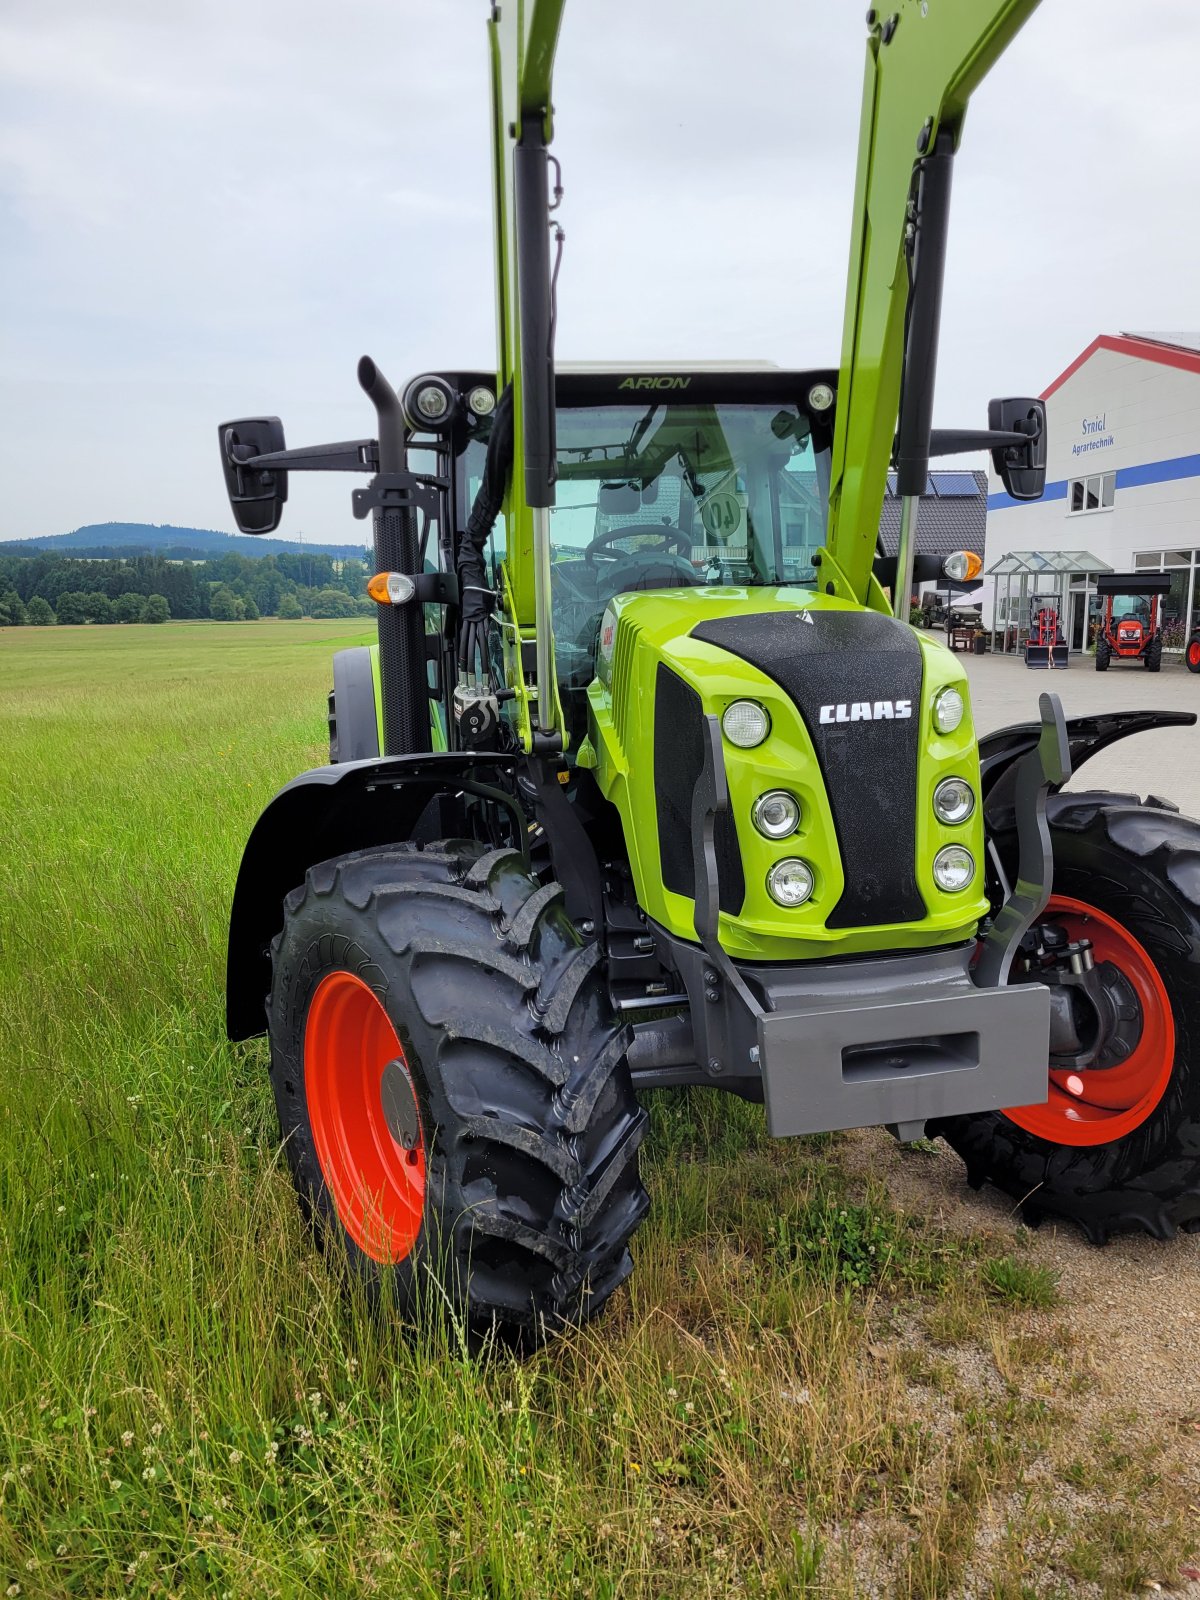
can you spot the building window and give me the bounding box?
[1069,472,1115,513]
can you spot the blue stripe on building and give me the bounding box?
[987,451,1200,512]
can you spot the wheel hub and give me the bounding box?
[380,1055,421,1151]
[1003,896,1175,1146]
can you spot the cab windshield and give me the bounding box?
[546,397,830,741]
[551,400,828,589]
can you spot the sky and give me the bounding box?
[1,0,1197,543]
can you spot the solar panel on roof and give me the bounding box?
[931,472,978,496]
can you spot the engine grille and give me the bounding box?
[691,609,927,928]
[653,664,745,916]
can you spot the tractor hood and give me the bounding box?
[586,587,989,962]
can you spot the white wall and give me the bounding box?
[984,346,1200,598]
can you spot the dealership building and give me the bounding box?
[983,332,1200,653]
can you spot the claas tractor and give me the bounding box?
[218,1,1200,1342]
[1094,572,1170,672]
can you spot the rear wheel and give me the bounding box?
[939,795,1200,1241]
[1095,639,1111,671]
[1186,635,1200,674]
[268,841,649,1339]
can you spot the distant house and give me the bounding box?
[878,469,988,604]
[984,332,1200,651]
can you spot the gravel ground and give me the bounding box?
[847,644,1200,1590]
[960,644,1200,799]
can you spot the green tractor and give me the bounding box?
[219,0,1200,1340]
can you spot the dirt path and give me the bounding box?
[842,1125,1200,1591]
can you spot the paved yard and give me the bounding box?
[957,645,1200,809]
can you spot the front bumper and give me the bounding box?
[634,931,1050,1139]
[751,946,1049,1137]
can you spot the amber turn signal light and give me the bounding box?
[942,550,983,583]
[367,571,416,606]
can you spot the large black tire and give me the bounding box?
[1095,638,1111,672]
[939,794,1200,1242]
[267,840,649,1339]
[1144,635,1163,672]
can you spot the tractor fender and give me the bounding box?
[980,709,1196,828]
[226,752,525,1040]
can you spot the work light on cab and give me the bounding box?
[722,701,770,749]
[933,777,975,825]
[467,385,496,417]
[753,791,801,839]
[932,686,965,734]
[367,572,415,606]
[401,374,456,430]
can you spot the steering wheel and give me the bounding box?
[584,522,693,564]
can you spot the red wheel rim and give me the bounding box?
[304,971,426,1262]
[1004,895,1174,1146]
[1188,640,1200,670]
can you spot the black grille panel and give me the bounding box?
[691,609,926,928]
[653,665,745,916]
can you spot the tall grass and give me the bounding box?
[0,623,1191,1597]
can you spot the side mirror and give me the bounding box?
[987,397,1046,502]
[217,416,288,534]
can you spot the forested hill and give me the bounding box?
[0,523,369,561]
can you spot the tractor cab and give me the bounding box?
[457,365,837,747]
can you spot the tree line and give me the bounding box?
[0,550,376,627]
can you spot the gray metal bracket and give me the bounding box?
[690,715,767,1068]
[975,691,1071,988]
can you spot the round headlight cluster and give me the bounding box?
[752,790,801,839]
[467,385,496,417]
[933,844,975,893]
[767,858,815,907]
[722,700,770,749]
[414,384,449,421]
[932,685,965,734]
[402,374,456,431]
[933,776,975,825]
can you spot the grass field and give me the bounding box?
[1,621,1194,1598]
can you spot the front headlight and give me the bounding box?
[722,700,771,749]
[933,844,975,892]
[933,777,975,825]
[752,790,801,839]
[932,685,965,734]
[766,858,815,907]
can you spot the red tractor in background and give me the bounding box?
[1095,572,1171,672]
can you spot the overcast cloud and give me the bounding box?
[1,0,1197,542]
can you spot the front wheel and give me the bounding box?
[1187,634,1200,674]
[939,795,1200,1242]
[1144,635,1163,672]
[268,841,649,1340]
[1095,639,1111,671]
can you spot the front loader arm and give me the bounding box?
[488,0,566,743]
[824,0,1041,607]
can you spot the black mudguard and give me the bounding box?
[980,708,1196,825]
[226,753,524,1040]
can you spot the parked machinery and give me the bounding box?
[1025,594,1068,669]
[215,1,1200,1340]
[1095,572,1172,672]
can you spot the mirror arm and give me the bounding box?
[230,438,380,474]
[927,426,1036,456]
